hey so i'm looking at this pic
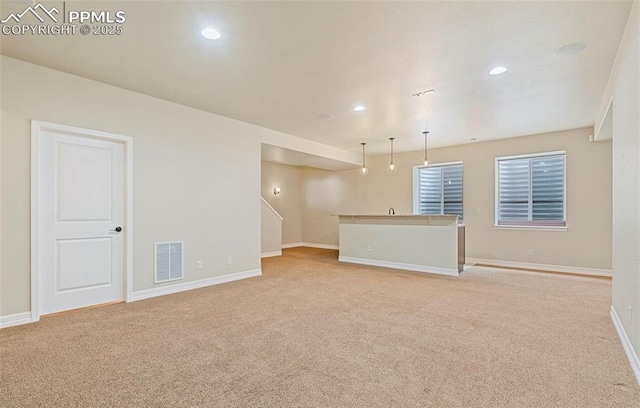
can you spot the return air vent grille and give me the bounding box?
[155,241,183,283]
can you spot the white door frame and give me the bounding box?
[31,120,134,322]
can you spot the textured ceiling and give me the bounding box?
[0,1,632,154]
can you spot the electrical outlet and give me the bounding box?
[196,261,203,270]
[227,256,232,265]
[528,249,534,256]
[367,245,371,252]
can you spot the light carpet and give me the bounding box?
[1,247,638,407]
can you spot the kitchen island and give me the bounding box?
[336,214,464,276]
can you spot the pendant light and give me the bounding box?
[422,131,430,166]
[359,142,369,175]
[387,137,397,172]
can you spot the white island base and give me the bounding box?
[336,215,464,277]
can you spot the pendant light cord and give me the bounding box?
[423,131,429,162]
[389,137,395,164]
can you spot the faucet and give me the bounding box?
[388,207,395,215]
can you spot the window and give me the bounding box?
[496,152,566,227]
[413,163,463,220]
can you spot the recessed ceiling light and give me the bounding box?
[554,42,587,58]
[201,28,221,40]
[489,66,508,75]
[353,105,365,112]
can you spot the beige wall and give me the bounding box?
[302,127,612,271]
[607,2,640,357]
[0,56,353,318]
[0,57,260,316]
[302,167,360,245]
[261,161,303,245]
[261,200,282,255]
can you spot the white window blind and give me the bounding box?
[415,163,463,220]
[496,153,565,227]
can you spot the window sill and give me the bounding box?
[494,224,567,232]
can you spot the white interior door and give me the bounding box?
[36,125,125,315]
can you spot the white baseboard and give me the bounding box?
[281,242,303,249]
[131,268,262,302]
[466,257,612,277]
[302,242,339,250]
[338,256,459,277]
[611,305,640,386]
[282,242,339,250]
[0,312,35,329]
[261,251,282,258]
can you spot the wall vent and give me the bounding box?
[155,241,184,283]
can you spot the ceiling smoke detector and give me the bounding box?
[554,42,587,58]
[412,89,435,97]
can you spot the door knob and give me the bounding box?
[111,226,122,233]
